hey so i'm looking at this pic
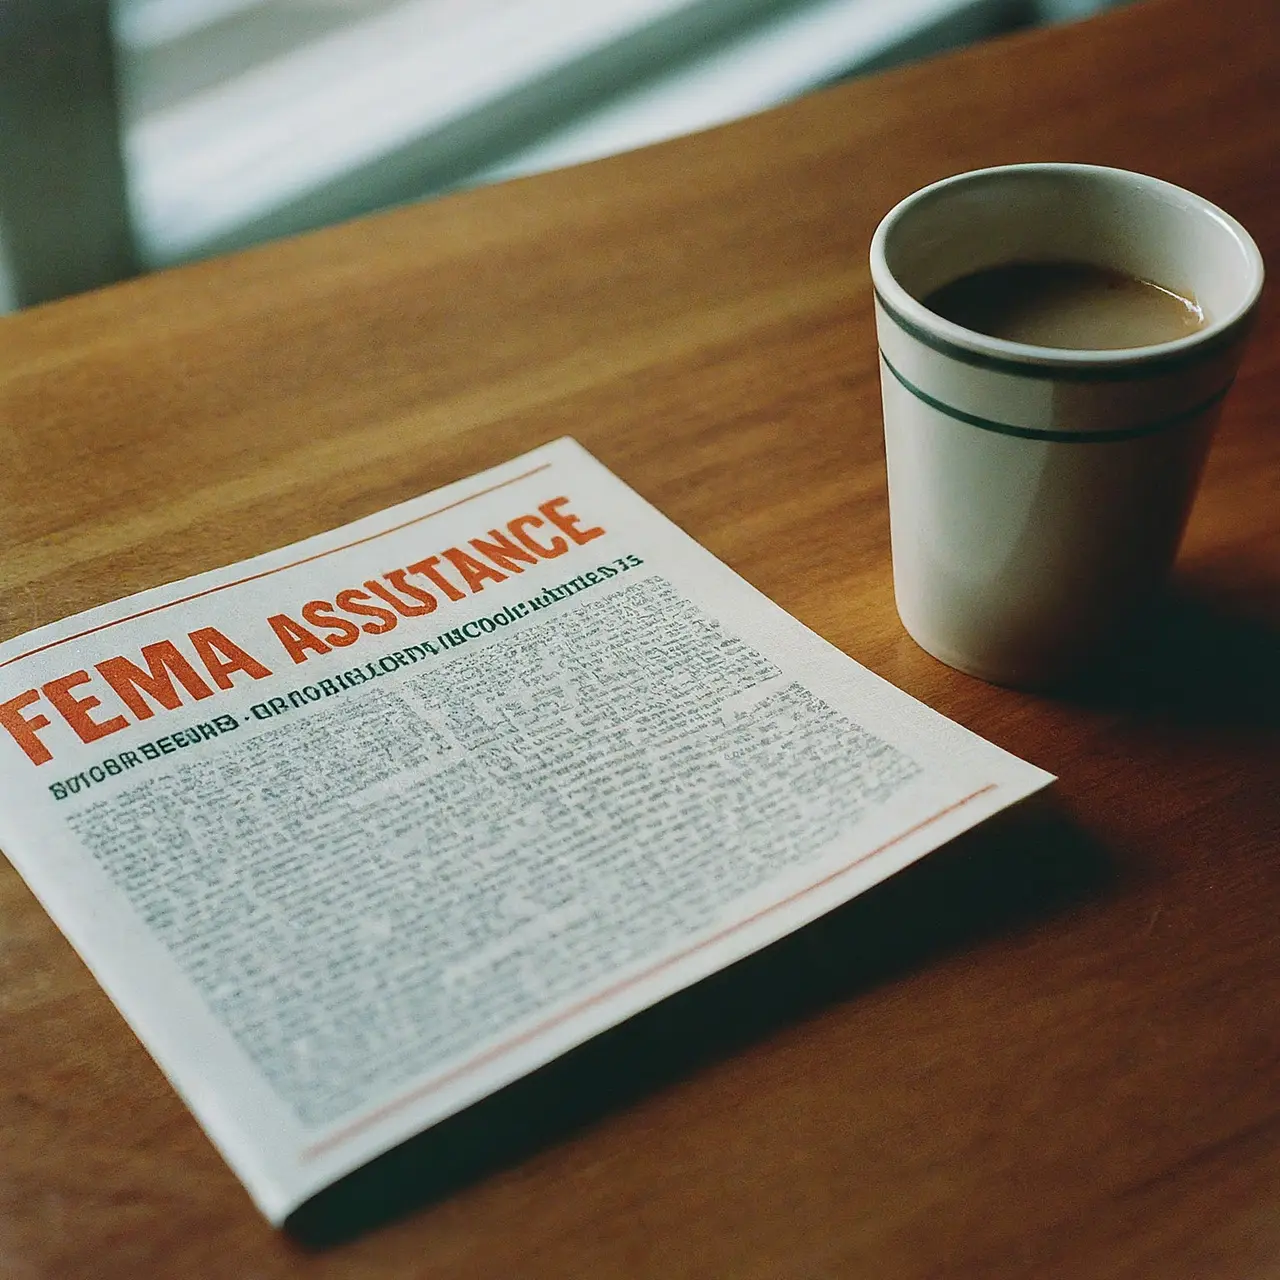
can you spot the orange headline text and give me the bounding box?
[0,496,604,767]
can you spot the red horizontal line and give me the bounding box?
[0,463,553,672]
[301,783,998,1162]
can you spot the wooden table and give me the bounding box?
[2,0,1278,1273]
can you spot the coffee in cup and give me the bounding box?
[922,260,1206,350]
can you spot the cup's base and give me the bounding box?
[897,617,1091,692]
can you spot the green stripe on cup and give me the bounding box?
[878,350,1233,443]
[873,286,1245,382]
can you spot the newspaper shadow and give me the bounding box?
[1056,583,1280,728]
[287,795,1114,1246]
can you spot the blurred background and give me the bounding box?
[0,0,1131,312]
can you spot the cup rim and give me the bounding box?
[868,162,1265,372]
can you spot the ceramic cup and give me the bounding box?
[869,163,1264,689]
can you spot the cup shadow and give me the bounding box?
[1057,580,1280,727]
[287,795,1115,1247]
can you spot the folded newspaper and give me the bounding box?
[0,438,1051,1224]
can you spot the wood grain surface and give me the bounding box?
[2,0,1278,1274]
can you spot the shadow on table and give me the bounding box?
[1059,582,1280,728]
[287,794,1114,1247]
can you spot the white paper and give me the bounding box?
[0,439,1052,1222]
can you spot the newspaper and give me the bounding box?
[0,438,1051,1223]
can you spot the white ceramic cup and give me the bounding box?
[869,163,1264,688]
